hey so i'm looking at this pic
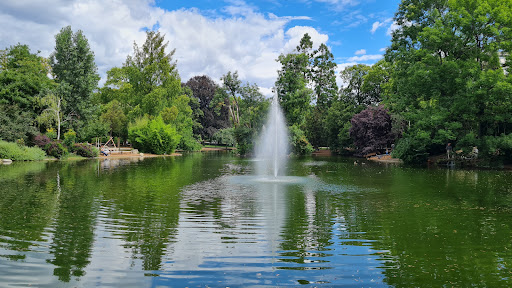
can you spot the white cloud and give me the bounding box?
[371,17,393,34]
[0,0,328,97]
[346,54,383,62]
[354,49,366,55]
[387,21,401,36]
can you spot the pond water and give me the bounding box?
[1,152,512,287]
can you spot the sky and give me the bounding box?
[0,0,401,96]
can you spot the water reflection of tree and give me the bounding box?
[99,155,220,271]
[279,187,335,265]
[338,168,512,287]
[46,161,100,282]
[0,162,59,257]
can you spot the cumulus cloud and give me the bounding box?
[346,54,383,62]
[354,49,366,55]
[0,0,328,96]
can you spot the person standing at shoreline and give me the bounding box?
[446,143,453,159]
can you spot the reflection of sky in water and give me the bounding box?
[148,172,388,287]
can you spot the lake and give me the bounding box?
[1,152,512,287]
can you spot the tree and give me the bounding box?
[339,64,376,106]
[349,106,394,155]
[50,26,99,129]
[385,0,512,164]
[100,30,200,151]
[219,71,242,127]
[185,75,229,140]
[0,44,54,142]
[275,52,312,127]
[311,43,338,110]
[100,100,127,137]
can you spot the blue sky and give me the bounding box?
[0,0,402,95]
[155,0,401,65]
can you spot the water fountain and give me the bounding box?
[255,92,289,179]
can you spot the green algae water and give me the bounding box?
[1,153,512,287]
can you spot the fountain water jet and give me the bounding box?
[255,92,289,179]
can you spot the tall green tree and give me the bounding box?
[50,26,99,130]
[0,44,53,141]
[386,0,512,164]
[100,30,200,151]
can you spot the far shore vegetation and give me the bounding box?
[1,0,511,167]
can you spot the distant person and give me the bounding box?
[446,143,453,159]
[472,146,479,158]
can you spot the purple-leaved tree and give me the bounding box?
[349,106,394,155]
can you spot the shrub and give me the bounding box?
[178,135,203,151]
[289,125,313,155]
[0,140,46,161]
[71,143,99,158]
[44,141,68,159]
[33,134,51,148]
[63,129,77,147]
[234,126,254,156]
[128,116,181,154]
[214,128,236,146]
[46,128,57,140]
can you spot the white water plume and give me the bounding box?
[255,93,289,178]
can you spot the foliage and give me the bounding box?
[275,51,312,127]
[349,106,394,155]
[45,128,57,140]
[0,44,53,110]
[0,104,39,143]
[213,128,235,147]
[212,72,269,152]
[340,64,376,106]
[385,0,512,163]
[233,126,254,156]
[36,89,66,140]
[128,116,180,154]
[289,124,314,155]
[63,129,77,147]
[392,133,430,165]
[100,99,127,137]
[325,99,362,153]
[186,75,228,140]
[70,143,99,158]
[483,134,512,164]
[50,26,99,127]
[0,140,46,161]
[79,118,110,143]
[33,134,51,148]
[44,141,68,159]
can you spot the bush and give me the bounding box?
[63,129,77,147]
[128,116,181,154]
[71,143,99,158]
[0,140,46,161]
[44,141,68,159]
[214,128,236,146]
[33,134,51,148]
[234,126,254,156]
[46,128,57,140]
[289,125,313,155]
[178,135,203,151]
[392,133,429,165]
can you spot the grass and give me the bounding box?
[0,140,46,161]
